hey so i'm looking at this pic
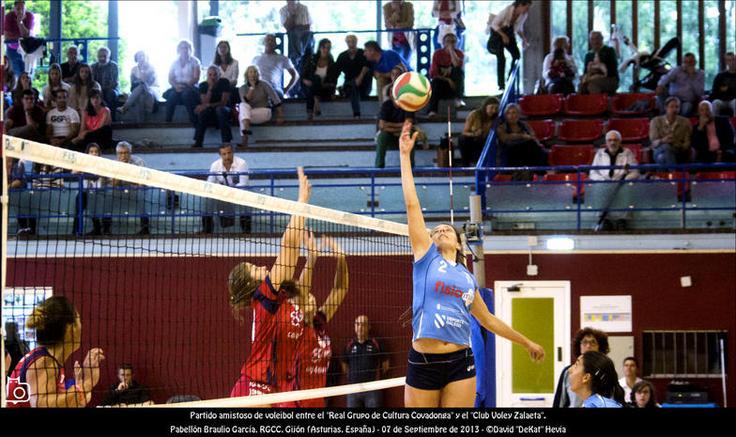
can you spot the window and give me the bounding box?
[643,330,727,378]
[637,0,655,54]
[704,0,721,88]
[550,0,568,46]
[3,287,54,351]
[659,0,678,64]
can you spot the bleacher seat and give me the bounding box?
[564,93,608,116]
[611,93,655,116]
[695,171,736,181]
[518,94,563,117]
[558,119,604,142]
[549,144,596,166]
[492,174,513,182]
[607,118,649,142]
[526,119,555,142]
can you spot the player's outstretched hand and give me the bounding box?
[297,166,311,203]
[399,119,418,156]
[527,342,545,363]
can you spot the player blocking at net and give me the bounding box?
[399,119,546,408]
[227,167,311,400]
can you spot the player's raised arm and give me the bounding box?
[399,119,432,260]
[270,167,311,288]
[319,236,349,322]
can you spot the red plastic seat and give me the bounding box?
[518,94,564,117]
[611,93,655,116]
[526,119,555,142]
[607,118,650,142]
[564,93,609,116]
[695,171,736,181]
[543,173,588,199]
[730,117,736,129]
[549,144,596,166]
[558,119,604,142]
[492,174,513,182]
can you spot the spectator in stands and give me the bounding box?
[380,63,407,102]
[459,96,499,167]
[68,63,102,113]
[214,40,239,89]
[253,34,299,100]
[111,141,150,235]
[711,52,736,116]
[656,53,704,117]
[488,0,531,91]
[71,143,111,236]
[238,65,283,148]
[118,50,159,122]
[364,40,410,103]
[496,103,547,178]
[568,351,625,408]
[375,87,416,168]
[335,34,371,118]
[383,0,415,62]
[4,89,45,142]
[4,321,29,377]
[45,89,80,150]
[649,96,692,166]
[61,45,80,83]
[72,89,112,151]
[341,315,389,408]
[192,65,233,148]
[543,36,577,95]
[618,356,643,405]
[101,364,152,406]
[11,71,39,105]
[3,0,34,76]
[691,100,736,163]
[579,31,619,95]
[3,54,15,108]
[203,143,252,234]
[553,327,610,408]
[590,130,640,181]
[631,380,659,408]
[281,0,313,97]
[92,47,120,117]
[427,32,465,118]
[6,157,36,236]
[301,38,337,120]
[41,63,71,111]
[165,40,201,125]
[432,0,464,51]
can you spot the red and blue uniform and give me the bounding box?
[231,276,285,397]
[296,324,332,408]
[7,347,67,408]
[271,299,305,407]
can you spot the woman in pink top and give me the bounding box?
[72,89,112,151]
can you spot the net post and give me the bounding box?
[468,194,485,287]
[1,140,9,407]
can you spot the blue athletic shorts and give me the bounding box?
[406,346,475,390]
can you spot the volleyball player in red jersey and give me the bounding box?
[295,235,349,407]
[7,296,105,407]
[228,167,311,400]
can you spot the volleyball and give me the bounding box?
[391,72,432,112]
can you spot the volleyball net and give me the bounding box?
[2,135,413,407]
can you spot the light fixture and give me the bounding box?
[546,237,575,251]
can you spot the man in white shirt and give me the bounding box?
[618,357,643,405]
[203,143,251,234]
[253,33,299,99]
[280,0,312,97]
[590,130,640,181]
[45,88,80,150]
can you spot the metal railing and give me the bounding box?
[7,164,735,237]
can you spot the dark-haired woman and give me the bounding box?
[72,89,112,151]
[487,0,532,90]
[553,327,610,408]
[214,40,240,105]
[568,350,625,408]
[458,96,499,166]
[7,296,105,407]
[68,63,102,113]
[399,119,544,407]
[229,168,311,400]
[631,379,660,408]
[300,38,336,119]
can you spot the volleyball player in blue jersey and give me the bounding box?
[399,119,545,407]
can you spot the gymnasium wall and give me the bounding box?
[7,251,735,407]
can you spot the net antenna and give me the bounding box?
[447,105,454,225]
